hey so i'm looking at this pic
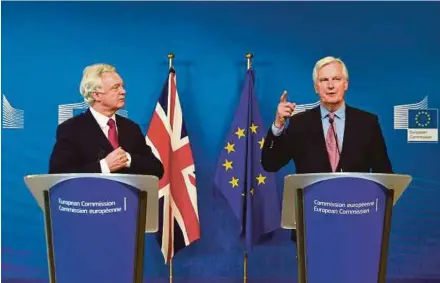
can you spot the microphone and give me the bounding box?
[328,117,342,172]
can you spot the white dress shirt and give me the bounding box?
[89,107,131,173]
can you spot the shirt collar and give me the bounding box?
[320,102,346,120]
[89,106,116,129]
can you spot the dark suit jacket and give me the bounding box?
[49,109,164,178]
[261,104,393,174]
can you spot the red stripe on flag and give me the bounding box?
[188,174,196,188]
[170,144,200,242]
[147,112,171,189]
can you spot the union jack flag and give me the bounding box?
[145,68,200,263]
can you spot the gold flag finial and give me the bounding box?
[168,53,175,69]
[245,53,253,70]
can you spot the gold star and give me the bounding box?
[250,188,255,196]
[229,177,239,188]
[235,127,246,139]
[224,142,235,154]
[222,159,233,171]
[256,173,266,185]
[258,137,265,149]
[249,123,259,134]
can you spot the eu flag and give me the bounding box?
[408,109,438,129]
[214,68,281,252]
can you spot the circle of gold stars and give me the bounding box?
[222,122,268,197]
[415,111,431,127]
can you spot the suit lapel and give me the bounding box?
[115,115,129,150]
[310,106,332,172]
[83,109,114,153]
[338,105,355,171]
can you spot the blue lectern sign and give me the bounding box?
[303,177,387,283]
[49,177,141,283]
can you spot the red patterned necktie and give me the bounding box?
[107,118,119,149]
[326,113,339,172]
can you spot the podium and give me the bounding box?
[281,173,412,283]
[24,173,159,283]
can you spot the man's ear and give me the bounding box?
[91,91,101,103]
[344,79,349,91]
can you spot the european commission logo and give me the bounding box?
[394,96,438,143]
[58,101,128,125]
[2,94,24,129]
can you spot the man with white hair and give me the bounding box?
[49,63,164,178]
[261,56,393,174]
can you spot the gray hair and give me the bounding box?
[79,63,116,105]
[312,56,349,84]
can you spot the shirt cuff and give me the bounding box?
[100,159,110,173]
[271,123,285,136]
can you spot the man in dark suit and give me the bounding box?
[49,63,164,178]
[261,56,393,243]
[261,56,393,174]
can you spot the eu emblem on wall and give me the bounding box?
[394,96,438,143]
[407,109,438,142]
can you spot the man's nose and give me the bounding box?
[327,81,334,88]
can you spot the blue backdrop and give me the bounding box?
[2,2,440,282]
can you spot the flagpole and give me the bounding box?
[244,52,253,283]
[169,259,173,283]
[168,52,174,283]
[244,252,248,283]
